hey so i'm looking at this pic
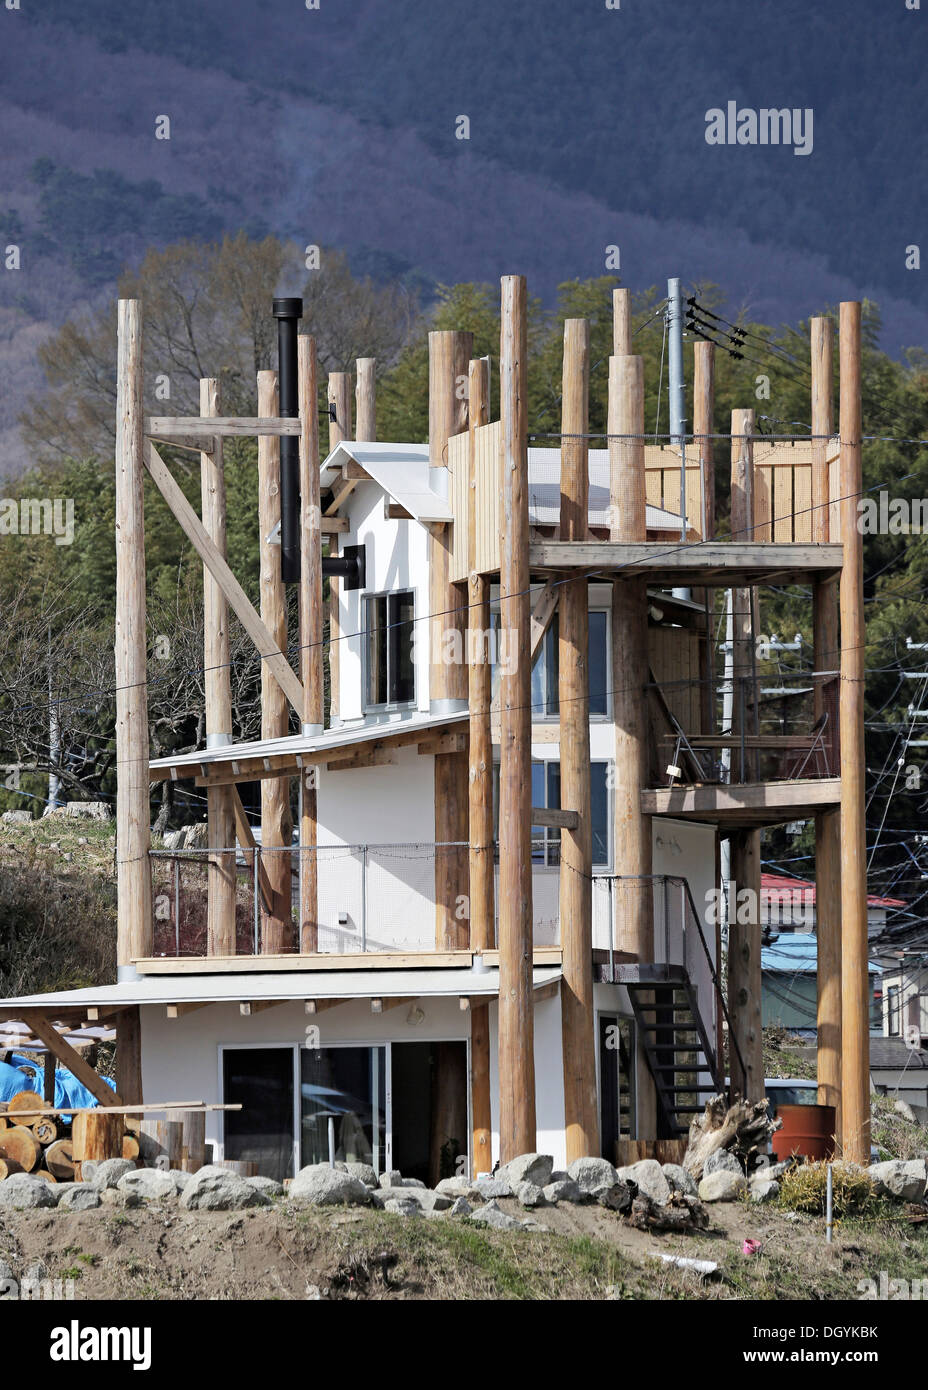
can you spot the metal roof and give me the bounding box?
[322,442,453,523]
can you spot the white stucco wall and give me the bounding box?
[487,993,567,1170]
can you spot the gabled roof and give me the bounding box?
[761,872,905,911]
[322,442,453,523]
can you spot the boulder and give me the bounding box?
[383,1197,421,1217]
[750,1160,793,1184]
[45,801,112,821]
[867,1159,928,1203]
[100,1188,142,1209]
[617,1159,671,1206]
[0,1175,56,1210]
[468,1198,530,1232]
[436,1176,481,1201]
[88,1158,136,1191]
[516,1181,547,1208]
[449,1196,472,1217]
[371,1187,451,1214]
[379,1170,403,1189]
[703,1149,744,1178]
[567,1155,630,1208]
[473,1176,512,1199]
[180,1165,271,1211]
[698,1170,748,1202]
[543,1179,584,1204]
[502,1153,554,1190]
[343,1163,378,1189]
[750,1179,780,1204]
[662,1163,698,1198]
[289,1164,372,1207]
[117,1169,177,1201]
[246,1175,284,1198]
[58,1184,103,1212]
[1,810,32,824]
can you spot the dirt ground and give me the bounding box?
[2,1193,926,1301]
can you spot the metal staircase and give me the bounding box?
[624,966,723,1138]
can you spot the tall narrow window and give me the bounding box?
[503,608,608,718]
[495,760,610,868]
[365,591,415,708]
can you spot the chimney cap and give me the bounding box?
[272,296,303,319]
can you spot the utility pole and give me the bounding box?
[667,277,690,599]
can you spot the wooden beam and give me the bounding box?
[323,748,397,773]
[115,1005,143,1105]
[147,416,301,438]
[115,299,153,967]
[386,503,414,520]
[532,806,580,830]
[468,356,495,971]
[28,1014,123,1108]
[200,376,236,959]
[498,274,536,1161]
[471,1000,492,1173]
[529,580,559,659]
[299,335,323,954]
[304,999,347,1014]
[370,996,418,1013]
[240,1001,286,1015]
[327,372,352,724]
[417,733,467,755]
[642,778,841,817]
[839,300,869,1164]
[324,477,358,516]
[144,441,305,716]
[166,1003,213,1018]
[258,369,294,954]
[321,517,349,534]
[530,540,843,582]
[533,979,560,1004]
[355,358,376,442]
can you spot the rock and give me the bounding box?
[468,1199,530,1232]
[383,1197,421,1216]
[549,1170,568,1183]
[516,1181,547,1208]
[89,1158,136,1190]
[23,1260,47,1284]
[662,1163,699,1198]
[343,1163,378,1189]
[117,1169,178,1201]
[371,1187,451,1214]
[436,1176,481,1200]
[170,1170,193,1193]
[394,1177,427,1188]
[502,1153,554,1189]
[867,1159,928,1203]
[379,1170,403,1189]
[474,1177,511,1199]
[162,829,185,850]
[1,810,32,824]
[449,1196,472,1217]
[181,1165,271,1211]
[58,1184,103,1212]
[45,801,112,821]
[0,1175,56,1210]
[289,1164,372,1207]
[698,1170,748,1202]
[543,1179,583,1204]
[894,1097,917,1123]
[750,1160,793,1184]
[599,1181,633,1212]
[703,1149,744,1178]
[750,1179,780,1204]
[617,1159,671,1206]
[100,1188,142,1209]
[567,1155,630,1207]
[246,1175,284,1198]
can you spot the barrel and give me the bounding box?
[771,1103,836,1162]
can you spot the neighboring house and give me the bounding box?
[0,290,870,1179]
[759,873,902,1034]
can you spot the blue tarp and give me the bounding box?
[0,1055,115,1112]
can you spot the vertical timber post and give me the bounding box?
[811,316,842,1121]
[559,318,600,1162]
[727,408,763,1100]
[326,372,352,727]
[498,275,536,1161]
[609,347,656,1138]
[200,378,236,957]
[839,301,870,1163]
[114,298,152,975]
[429,330,473,951]
[257,370,293,951]
[299,336,323,951]
[467,356,493,1173]
[355,358,376,443]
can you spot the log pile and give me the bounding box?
[0,1094,140,1182]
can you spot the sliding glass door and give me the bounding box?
[300,1045,386,1172]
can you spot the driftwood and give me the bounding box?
[683,1093,781,1181]
[626,1191,710,1233]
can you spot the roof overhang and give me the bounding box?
[321,441,452,523]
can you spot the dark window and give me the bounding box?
[365,591,415,707]
[222,1047,294,1183]
[888,985,900,1036]
[495,759,610,868]
[493,607,608,718]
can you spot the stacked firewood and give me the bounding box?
[0,1093,139,1182]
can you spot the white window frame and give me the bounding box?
[362,588,418,714]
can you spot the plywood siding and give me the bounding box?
[649,626,702,733]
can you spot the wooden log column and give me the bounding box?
[727,407,763,1101]
[559,318,600,1162]
[695,342,716,542]
[498,276,536,1161]
[114,298,152,970]
[355,357,376,442]
[839,300,870,1164]
[115,1005,143,1106]
[810,316,842,1121]
[299,337,323,951]
[429,330,473,952]
[326,371,352,726]
[467,356,493,1172]
[200,377,236,956]
[257,370,293,951]
[609,348,656,1139]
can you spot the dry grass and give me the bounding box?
[777,1161,879,1219]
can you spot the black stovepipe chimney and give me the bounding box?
[272,296,303,584]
